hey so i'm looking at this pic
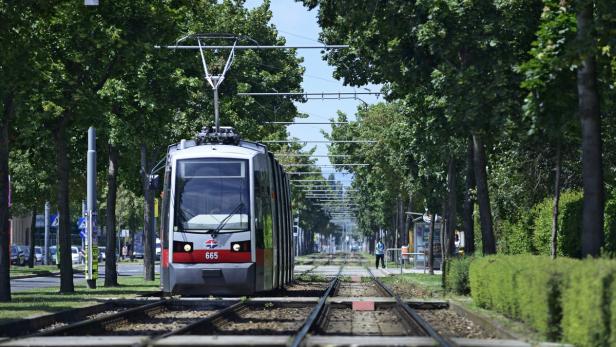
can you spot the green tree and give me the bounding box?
[0,1,43,301]
[303,0,544,255]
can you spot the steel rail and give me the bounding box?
[367,268,458,347]
[288,265,343,347]
[34,299,170,336]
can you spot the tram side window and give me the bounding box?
[254,169,273,249]
[254,171,264,249]
[262,169,273,248]
[161,168,171,249]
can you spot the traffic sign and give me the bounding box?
[80,230,86,239]
[50,214,59,227]
[77,217,86,230]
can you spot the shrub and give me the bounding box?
[532,190,583,258]
[498,216,534,255]
[445,256,473,295]
[603,191,616,256]
[469,255,574,339]
[514,256,575,339]
[469,256,492,308]
[561,259,616,347]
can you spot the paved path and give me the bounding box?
[293,265,389,277]
[10,263,158,292]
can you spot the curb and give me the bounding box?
[11,269,85,280]
[10,271,59,280]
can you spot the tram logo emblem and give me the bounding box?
[205,239,218,249]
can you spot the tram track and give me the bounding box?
[367,268,459,347]
[1,253,521,346]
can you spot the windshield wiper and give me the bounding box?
[210,202,245,236]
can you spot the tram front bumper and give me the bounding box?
[169,262,255,296]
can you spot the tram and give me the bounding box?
[159,126,294,295]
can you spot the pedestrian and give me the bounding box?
[375,239,385,269]
[121,244,127,260]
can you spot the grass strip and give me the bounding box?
[0,275,159,324]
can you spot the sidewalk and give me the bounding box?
[380,266,443,275]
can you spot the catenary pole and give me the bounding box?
[86,127,98,289]
[44,201,49,265]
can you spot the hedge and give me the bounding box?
[469,255,616,345]
[500,189,616,257]
[444,256,473,295]
[532,190,583,258]
[561,259,616,346]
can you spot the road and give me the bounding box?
[10,262,159,292]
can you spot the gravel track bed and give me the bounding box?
[213,306,312,335]
[322,307,416,336]
[283,281,328,296]
[416,309,498,339]
[38,322,68,333]
[337,282,382,297]
[86,309,122,320]
[251,281,328,297]
[387,282,431,298]
[101,307,217,336]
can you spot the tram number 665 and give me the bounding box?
[205,252,219,261]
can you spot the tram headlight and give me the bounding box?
[231,241,251,252]
[173,241,193,252]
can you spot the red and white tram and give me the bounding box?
[159,127,293,295]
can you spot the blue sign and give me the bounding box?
[80,230,86,239]
[77,217,86,230]
[50,214,59,227]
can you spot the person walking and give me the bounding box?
[375,239,385,269]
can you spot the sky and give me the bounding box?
[244,0,381,187]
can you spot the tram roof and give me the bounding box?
[167,139,271,159]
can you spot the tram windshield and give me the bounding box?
[174,158,250,232]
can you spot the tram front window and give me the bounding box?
[174,158,250,232]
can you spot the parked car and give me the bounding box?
[34,246,43,264]
[155,238,161,261]
[98,246,106,262]
[133,248,144,259]
[10,245,25,266]
[49,246,57,264]
[71,246,83,264]
[13,245,30,265]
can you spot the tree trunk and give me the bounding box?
[577,1,604,257]
[551,141,562,259]
[463,138,475,255]
[28,207,36,268]
[369,231,375,254]
[141,144,155,281]
[472,133,496,255]
[54,117,74,293]
[428,212,435,275]
[446,155,458,258]
[0,94,13,301]
[105,143,119,286]
[405,193,413,247]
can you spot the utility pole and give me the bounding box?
[86,127,98,289]
[44,201,49,265]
